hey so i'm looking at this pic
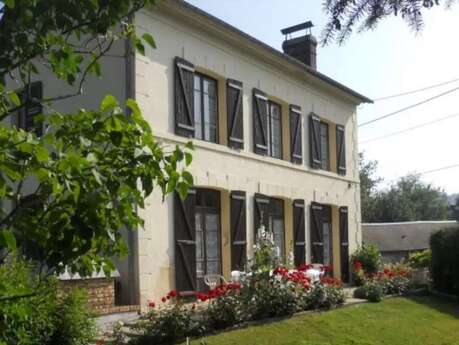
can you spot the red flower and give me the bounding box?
[353,260,363,271]
[161,297,167,303]
[168,290,178,298]
[147,300,155,308]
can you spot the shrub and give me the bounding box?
[303,279,345,310]
[203,284,244,330]
[430,227,459,296]
[357,281,384,303]
[242,275,297,320]
[408,250,431,269]
[351,244,381,275]
[0,259,96,345]
[131,291,203,345]
[48,290,97,345]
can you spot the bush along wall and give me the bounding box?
[430,227,459,297]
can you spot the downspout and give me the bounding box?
[125,14,140,305]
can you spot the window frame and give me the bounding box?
[193,72,219,144]
[268,197,285,260]
[266,100,283,159]
[319,121,330,171]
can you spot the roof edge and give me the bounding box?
[163,0,373,104]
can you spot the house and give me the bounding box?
[362,221,458,263]
[6,0,371,311]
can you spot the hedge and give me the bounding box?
[430,227,459,297]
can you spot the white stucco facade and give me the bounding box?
[133,1,369,308]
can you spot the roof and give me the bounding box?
[162,1,372,104]
[362,221,459,252]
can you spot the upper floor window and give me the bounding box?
[193,73,218,143]
[267,101,282,159]
[319,121,330,171]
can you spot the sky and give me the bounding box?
[186,0,459,195]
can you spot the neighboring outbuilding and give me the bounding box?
[362,221,458,263]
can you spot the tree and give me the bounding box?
[359,154,451,222]
[372,174,451,222]
[0,1,193,277]
[359,153,382,222]
[322,0,457,44]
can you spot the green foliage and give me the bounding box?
[359,153,382,223]
[322,0,453,45]
[0,258,96,345]
[351,244,382,275]
[0,95,193,275]
[359,154,452,223]
[408,249,432,269]
[354,281,384,303]
[47,290,97,345]
[430,227,459,296]
[205,291,244,331]
[131,297,203,345]
[302,283,346,310]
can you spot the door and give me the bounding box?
[339,206,350,283]
[195,189,221,292]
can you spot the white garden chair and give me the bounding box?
[204,274,228,289]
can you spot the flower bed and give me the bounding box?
[353,261,411,302]
[109,226,345,345]
[121,268,345,345]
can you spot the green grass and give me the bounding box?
[188,296,459,345]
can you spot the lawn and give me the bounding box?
[188,296,459,345]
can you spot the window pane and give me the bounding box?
[194,75,202,139]
[272,218,285,259]
[268,102,282,158]
[320,122,330,170]
[323,223,332,266]
[202,78,217,143]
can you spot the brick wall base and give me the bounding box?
[60,278,139,315]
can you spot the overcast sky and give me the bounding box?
[186,0,459,194]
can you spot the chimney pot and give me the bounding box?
[281,22,317,70]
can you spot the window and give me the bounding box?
[194,189,221,292]
[267,101,282,159]
[319,122,330,170]
[268,198,285,259]
[14,81,43,136]
[193,73,218,143]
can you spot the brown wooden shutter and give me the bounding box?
[339,206,350,283]
[309,113,321,169]
[174,190,197,294]
[336,125,346,175]
[174,57,195,138]
[254,193,270,240]
[293,199,305,267]
[227,79,244,149]
[252,89,268,155]
[310,202,324,264]
[230,191,246,270]
[289,105,302,164]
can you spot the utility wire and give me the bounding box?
[373,77,459,101]
[389,163,459,183]
[358,85,459,127]
[359,111,459,144]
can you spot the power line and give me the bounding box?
[358,84,459,127]
[373,77,459,101]
[388,163,459,183]
[359,111,459,144]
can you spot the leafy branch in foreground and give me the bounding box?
[0,95,194,276]
[322,0,457,45]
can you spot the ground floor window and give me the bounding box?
[268,198,285,259]
[310,203,333,266]
[195,189,221,291]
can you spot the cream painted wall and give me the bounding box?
[134,5,363,309]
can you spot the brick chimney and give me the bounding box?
[281,21,317,70]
